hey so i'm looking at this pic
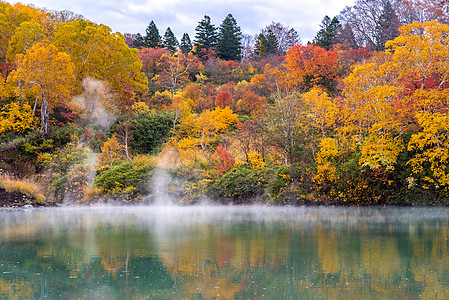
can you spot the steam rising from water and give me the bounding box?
[2,206,449,234]
[72,77,115,128]
[145,148,180,205]
[149,168,173,205]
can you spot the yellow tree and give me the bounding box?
[337,52,404,171]
[6,21,44,62]
[174,106,238,167]
[98,134,123,170]
[0,3,48,77]
[7,42,76,133]
[0,79,5,98]
[327,21,449,189]
[385,21,449,189]
[51,20,148,113]
[303,87,337,138]
[153,51,198,102]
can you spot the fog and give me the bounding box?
[1,206,449,236]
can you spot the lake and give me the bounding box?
[0,205,448,299]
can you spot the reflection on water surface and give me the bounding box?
[0,206,448,299]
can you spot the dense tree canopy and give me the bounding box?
[51,20,147,112]
[2,1,449,206]
[7,42,76,133]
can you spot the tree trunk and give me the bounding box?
[41,91,49,134]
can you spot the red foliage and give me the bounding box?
[237,90,267,115]
[138,47,169,77]
[285,44,340,93]
[213,144,235,175]
[215,91,232,108]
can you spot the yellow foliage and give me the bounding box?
[316,138,339,165]
[0,80,5,99]
[408,112,449,189]
[385,21,449,89]
[172,107,237,167]
[51,20,148,111]
[98,134,122,170]
[360,131,404,170]
[0,102,36,133]
[8,42,76,103]
[248,152,265,170]
[314,138,340,185]
[177,137,199,149]
[235,80,249,93]
[195,72,208,83]
[6,21,44,62]
[210,106,238,132]
[340,58,400,140]
[303,87,337,136]
[131,101,151,115]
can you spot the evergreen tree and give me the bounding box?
[217,13,242,61]
[261,22,300,54]
[193,15,218,59]
[180,33,193,54]
[163,27,179,52]
[132,33,145,48]
[254,30,278,57]
[313,16,340,50]
[145,20,162,48]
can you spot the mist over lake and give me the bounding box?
[1,205,449,298]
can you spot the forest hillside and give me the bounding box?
[0,0,448,205]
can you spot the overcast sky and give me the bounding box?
[5,0,355,43]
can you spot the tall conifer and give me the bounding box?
[145,20,162,48]
[180,33,193,54]
[313,16,340,50]
[217,14,242,61]
[193,15,218,59]
[163,27,179,52]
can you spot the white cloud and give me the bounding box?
[5,0,355,42]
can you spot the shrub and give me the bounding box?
[130,111,174,154]
[111,111,174,155]
[94,159,154,197]
[211,165,266,203]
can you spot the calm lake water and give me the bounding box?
[0,205,448,299]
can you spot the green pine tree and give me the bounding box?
[180,33,193,54]
[254,30,278,57]
[193,15,218,59]
[217,14,242,61]
[163,27,179,52]
[133,33,145,48]
[313,16,340,50]
[145,20,162,48]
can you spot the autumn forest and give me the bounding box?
[0,0,449,206]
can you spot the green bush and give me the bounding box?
[211,165,266,203]
[111,111,174,155]
[94,161,153,196]
[47,125,83,149]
